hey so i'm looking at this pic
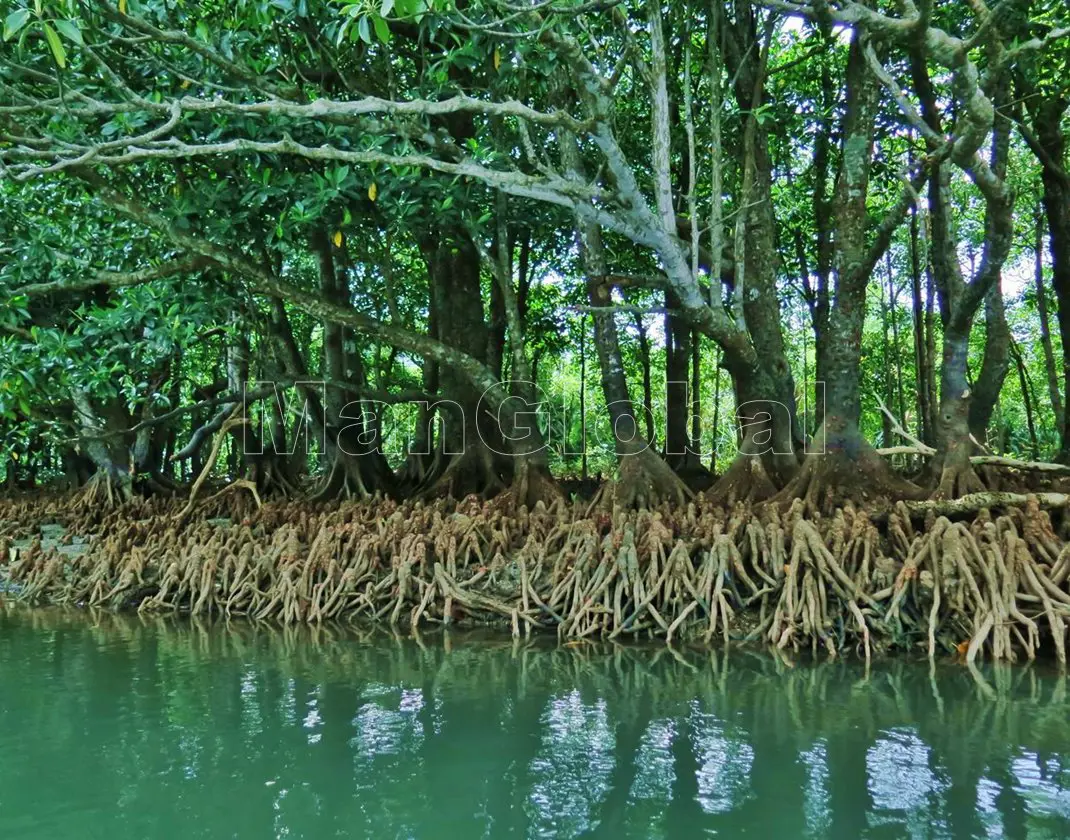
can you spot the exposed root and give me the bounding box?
[494,461,565,511]
[900,491,1070,519]
[589,449,692,511]
[306,455,385,503]
[176,406,245,522]
[773,419,926,515]
[74,471,131,514]
[201,479,262,511]
[2,488,1070,665]
[418,444,508,501]
[932,460,988,500]
[706,454,778,507]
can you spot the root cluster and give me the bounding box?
[3,489,1070,664]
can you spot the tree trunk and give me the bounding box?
[562,134,688,507]
[691,330,702,458]
[710,346,722,472]
[397,267,440,493]
[880,260,894,446]
[486,193,561,507]
[664,293,692,470]
[1012,339,1041,461]
[487,262,507,379]
[575,230,689,506]
[310,229,395,500]
[909,207,934,446]
[968,279,1011,441]
[633,311,657,443]
[579,314,588,481]
[930,68,1014,498]
[418,229,511,500]
[72,390,134,506]
[1033,202,1064,435]
[1022,84,1070,459]
[708,5,802,503]
[778,33,922,510]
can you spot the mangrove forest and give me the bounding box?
[3,0,1070,664]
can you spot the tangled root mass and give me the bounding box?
[3,490,1070,666]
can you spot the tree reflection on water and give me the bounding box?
[1,604,1069,839]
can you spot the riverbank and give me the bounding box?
[2,491,1070,665]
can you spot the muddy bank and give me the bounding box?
[2,491,1070,665]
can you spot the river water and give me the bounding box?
[1,605,1069,839]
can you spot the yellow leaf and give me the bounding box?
[11,451,17,462]
[180,79,191,90]
[172,183,181,197]
[119,0,127,14]
[493,48,501,71]
[368,182,378,202]
[332,230,343,248]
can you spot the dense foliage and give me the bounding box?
[0,0,1068,509]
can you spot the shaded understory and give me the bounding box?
[5,487,1070,667]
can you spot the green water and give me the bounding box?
[2,607,1070,839]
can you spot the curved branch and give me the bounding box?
[11,255,211,298]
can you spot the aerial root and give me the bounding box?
[706,454,778,507]
[2,491,1069,663]
[588,450,692,512]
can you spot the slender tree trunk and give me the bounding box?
[1012,340,1041,461]
[708,6,802,503]
[664,292,700,472]
[880,260,894,446]
[928,65,1013,497]
[909,207,933,445]
[633,312,656,443]
[1023,89,1070,459]
[809,60,835,431]
[561,132,689,506]
[968,279,1011,440]
[691,330,702,456]
[579,314,588,481]
[580,231,689,506]
[485,192,561,505]
[1033,203,1064,434]
[887,257,907,423]
[418,228,511,499]
[711,347,722,472]
[487,284,506,380]
[925,270,939,442]
[310,229,395,499]
[780,33,922,509]
[398,267,439,492]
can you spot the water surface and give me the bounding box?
[2,605,1070,838]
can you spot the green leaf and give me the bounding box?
[3,8,30,41]
[380,0,395,17]
[53,18,83,46]
[357,15,371,44]
[373,14,391,43]
[42,22,66,68]
[335,19,350,46]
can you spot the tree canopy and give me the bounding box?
[1,0,1069,510]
